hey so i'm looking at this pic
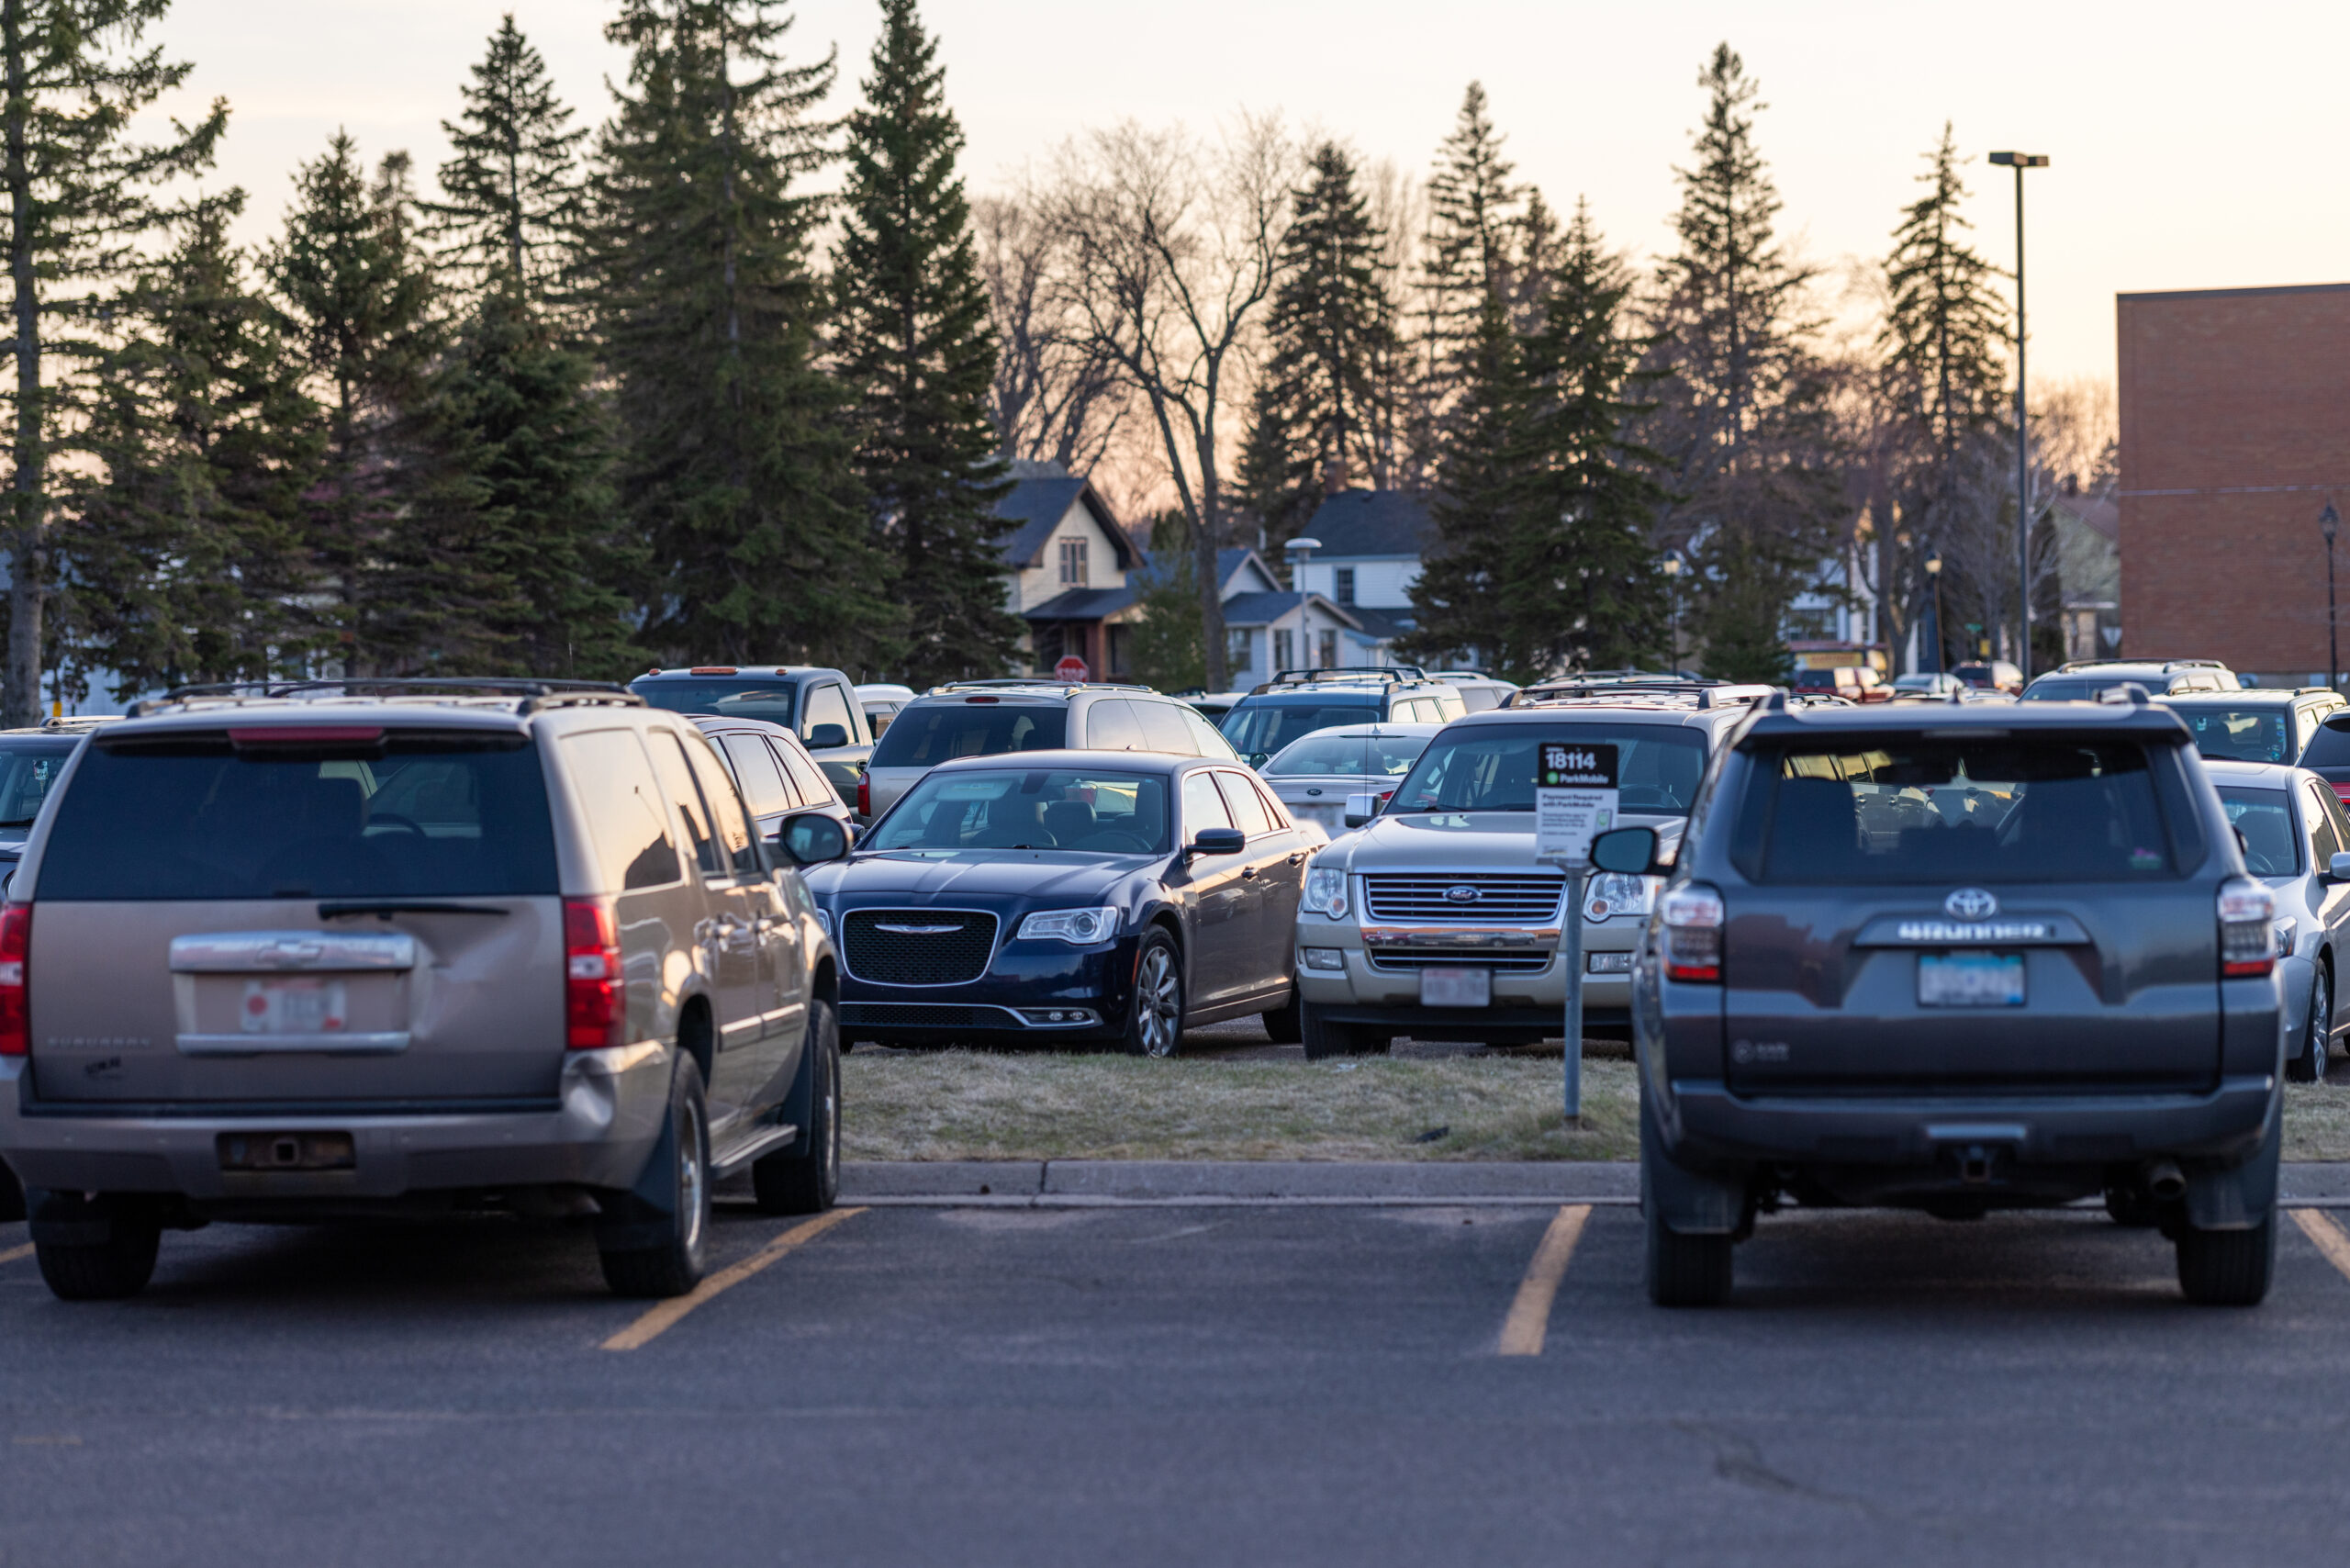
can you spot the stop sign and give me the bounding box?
[1054,655,1090,681]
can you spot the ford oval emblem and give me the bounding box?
[1945,888,1998,921]
[1445,884,1480,903]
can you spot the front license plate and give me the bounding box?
[241,978,350,1035]
[1420,968,1491,1008]
[1917,951,2025,1008]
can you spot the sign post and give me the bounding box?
[1535,741,1619,1124]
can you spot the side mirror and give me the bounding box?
[1343,790,1380,828]
[2331,850,2350,882]
[1590,825,1662,876]
[805,722,851,750]
[768,811,849,868]
[1187,825,1247,858]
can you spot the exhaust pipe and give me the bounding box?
[2143,1159,2187,1203]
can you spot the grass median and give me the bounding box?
[843,1047,2350,1164]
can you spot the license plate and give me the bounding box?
[1420,968,1491,1008]
[241,978,350,1036]
[1917,951,2025,1008]
[1586,951,1633,975]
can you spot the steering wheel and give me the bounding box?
[364,812,424,837]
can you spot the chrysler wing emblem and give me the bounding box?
[1444,885,1480,903]
[1944,888,1998,921]
[874,923,963,935]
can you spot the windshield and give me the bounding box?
[1220,700,1379,762]
[1390,724,1707,814]
[867,703,1067,767]
[1262,732,1429,778]
[0,742,75,830]
[1892,675,1942,692]
[2172,706,2294,764]
[1733,736,2188,884]
[867,767,1168,855]
[2022,676,2153,701]
[2218,785,2299,877]
[632,678,796,728]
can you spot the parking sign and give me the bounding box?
[1535,742,1619,866]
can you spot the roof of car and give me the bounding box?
[2159,689,2337,704]
[114,679,644,731]
[635,666,836,681]
[1738,695,2193,744]
[686,713,799,740]
[922,748,1220,777]
[2202,759,2308,785]
[1270,722,1447,740]
[904,681,1165,705]
[1455,701,1739,730]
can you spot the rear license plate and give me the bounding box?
[218,1131,356,1171]
[241,978,350,1036]
[1917,951,2025,1008]
[1420,968,1491,1008]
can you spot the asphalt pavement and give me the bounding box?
[7,1186,2350,1565]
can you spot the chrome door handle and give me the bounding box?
[1287,853,1304,865]
[1241,867,1257,879]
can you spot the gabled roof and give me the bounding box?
[1337,605,1415,641]
[994,463,1136,572]
[1301,489,1438,558]
[1219,591,1363,631]
[1131,546,1285,598]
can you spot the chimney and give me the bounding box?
[1322,454,1348,496]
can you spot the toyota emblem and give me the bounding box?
[1944,888,1998,921]
[1444,885,1480,903]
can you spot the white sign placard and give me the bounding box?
[1535,742,1620,866]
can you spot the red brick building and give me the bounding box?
[2119,282,2350,686]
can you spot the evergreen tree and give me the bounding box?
[0,0,229,722]
[1123,517,1206,692]
[1409,83,1523,470]
[833,0,1019,688]
[1239,140,1396,543]
[590,0,894,669]
[422,14,586,304]
[1402,291,1520,671]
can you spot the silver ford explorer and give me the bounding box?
[0,679,848,1302]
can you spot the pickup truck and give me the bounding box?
[632,666,875,811]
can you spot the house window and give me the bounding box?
[1335,567,1355,606]
[1318,629,1338,669]
[1058,539,1089,587]
[1106,623,1131,676]
[1272,629,1294,672]
[1227,627,1255,675]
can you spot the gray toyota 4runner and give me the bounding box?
[1610,692,2286,1308]
[0,681,849,1302]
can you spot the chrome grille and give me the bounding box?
[1366,949,1552,975]
[842,909,998,985]
[1361,873,1565,924]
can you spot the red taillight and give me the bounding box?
[2217,877,2277,980]
[1660,883,1726,984]
[565,898,623,1050]
[0,904,28,1056]
[857,771,870,817]
[2332,781,2350,807]
[688,666,738,676]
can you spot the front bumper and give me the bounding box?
[1292,913,1639,1034]
[838,934,1138,1041]
[0,1042,675,1200]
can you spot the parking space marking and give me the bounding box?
[1498,1204,1591,1357]
[2291,1209,2350,1284]
[601,1207,865,1352]
[0,1243,31,1267]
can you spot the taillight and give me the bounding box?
[2218,876,2277,979]
[2332,781,2350,808]
[565,898,623,1049]
[0,904,27,1056]
[1660,883,1726,983]
[856,771,870,817]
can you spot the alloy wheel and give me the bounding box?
[2314,969,2333,1083]
[1137,945,1181,1058]
[678,1096,708,1256]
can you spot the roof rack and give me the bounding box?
[1249,665,1429,694]
[128,677,643,718]
[2056,657,2228,674]
[1506,678,1772,711]
[925,678,1158,696]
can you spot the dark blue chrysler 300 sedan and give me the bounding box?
[802,751,1318,1055]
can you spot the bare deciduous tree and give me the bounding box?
[975,191,1127,475]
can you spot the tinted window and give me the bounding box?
[0,742,74,826]
[2305,783,2342,865]
[563,730,682,891]
[2218,786,2300,878]
[41,732,560,901]
[1086,699,1146,750]
[1133,700,1195,754]
[803,683,854,742]
[681,734,761,876]
[1743,737,2181,884]
[1178,706,1237,759]
[632,678,797,728]
[1392,725,1707,814]
[868,703,1067,767]
[720,733,795,816]
[1220,700,1379,761]
[1263,733,1429,778]
[867,767,1168,854]
[2318,779,2350,848]
[649,734,721,877]
[1214,771,1275,835]
[2023,677,2152,701]
[2301,717,2350,769]
[776,736,836,806]
[2173,705,2294,764]
[1457,687,1502,712]
[1183,770,1233,834]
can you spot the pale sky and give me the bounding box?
[150,0,2350,388]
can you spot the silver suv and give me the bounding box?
[0,679,848,1302]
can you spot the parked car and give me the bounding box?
[1432,671,1521,712]
[1951,660,2025,694]
[2021,658,2239,701]
[689,715,858,848]
[0,678,850,1303]
[2156,688,2349,767]
[0,719,109,898]
[856,683,916,739]
[1256,722,1443,838]
[861,681,1236,823]
[632,666,874,806]
[807,751,1312,1054]
[1176,690,1249,725]
[1614,690,2285,1306]
[1793,666,1889,703]
[2205,758,2350,1081]
[1291,681,1763,1058]
[1220,667,1467,767]
[2300,711,2350,807]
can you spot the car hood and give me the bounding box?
[1318,810,1686,870]
[805,849,1159,903]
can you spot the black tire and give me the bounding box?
[1120,930,1184,1058]
[0,1157,22,1224]
[2177,1206,2277,1306]
[2289,967,2332,1083]
[1300,1000,1357,1060]
[599,1056,712,1299]
[1261,986,1302,1044]
[754,1000,841,1216]
[1643,1190,1734,1307]
[2104,1185,2161,1227]
[29,1192,160,1302]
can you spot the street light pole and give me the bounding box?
[1662,554,1684,675]
[2323,500,2341,689]
[1991,151,2049,683]
[1925,555,1945,676]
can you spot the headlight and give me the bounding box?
[1302,867,1348,919]
[813,907,834,941]
[1016,905,1121,944]
[1583,873,1659,924]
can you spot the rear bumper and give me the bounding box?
[0,1042,674,1199]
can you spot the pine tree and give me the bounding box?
[833,0,1019,688]
[1401,290,1520,671]
[0,0,229,722]
[422,14,586,304]
[1240,140,1396,543]
[1409,83,1524,470]
[590,0,895,670]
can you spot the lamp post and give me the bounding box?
[1990,150,2049,682]
[2323,500,2341,689]
[1662,554,1684,675]
[1925,555,1945,677]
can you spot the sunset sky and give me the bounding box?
[151,0,2350,388]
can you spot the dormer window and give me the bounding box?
[1058,539,1090,587]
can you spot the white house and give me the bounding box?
[1285,490,1437,666]
[995,462,1142,678]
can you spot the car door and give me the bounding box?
[647,731,771,1137]
[1213,768,1306,996]
[684,733,803,1112]
[2304,781,2350,1013]
[1177,768,1251,1007]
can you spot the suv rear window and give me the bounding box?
[2170,705,2295,764]
[2304,716,2350,768]
[1221,700,1379,762]
[1732,735,2196,883]
[632,678,797,728]
[867,703,1067,767]
[39,731,558,901]
[0,742,75,828]
[2023,676,2157,701]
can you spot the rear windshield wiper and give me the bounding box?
[318,900,511,919]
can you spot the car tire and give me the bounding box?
[1120,931,1184,1058]
[2177,1207,2277,1306]
[1643,1197,1733,1307]
[1261,986,1302,1044]
[599,1055,712,1299]
[754,1000,841,1216]
[29,1192,161,1302]
[2288,967,2331,1083]
[1300,1000,1359,1060]
[0,1157,22,1225]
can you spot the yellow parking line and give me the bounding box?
[0,1243,29,1267]
[602,1207,865,1351]
[1499,1204,1591,1357]
[2292,1210,2350,1284]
